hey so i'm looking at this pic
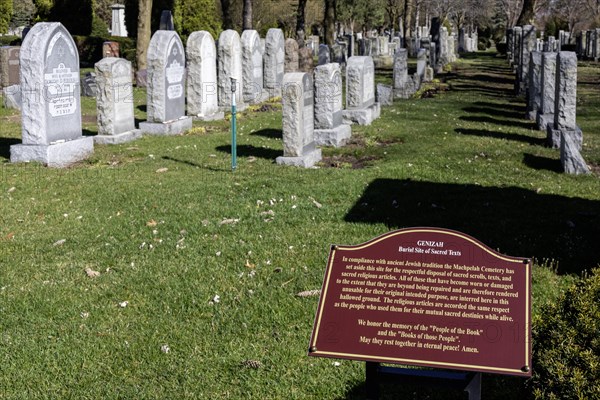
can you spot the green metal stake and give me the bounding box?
[230,77,237,171]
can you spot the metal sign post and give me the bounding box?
[230,77,237,171]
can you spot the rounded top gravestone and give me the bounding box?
[217,29,243,107]
[20,22,82,145]
[264,28,284,90]
[146,30,186,123]
[346,56,375,110]
[186,31,219,117]
[241,29,263,103]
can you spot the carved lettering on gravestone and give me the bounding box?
[7,47,20,86]
[164,37,185,120]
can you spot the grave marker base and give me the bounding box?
[94,129,142,145]
[536,112,554,131]
[140,116,193,136]
[547,125,582,149]
[314,125,351,147]
[10,136,94,168]
[365,362,481,400]
[192,111,225,122]
[276,147,322,168]
[342,103,381,126]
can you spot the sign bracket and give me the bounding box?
[365,362,481,400]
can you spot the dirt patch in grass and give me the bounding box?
[320,154,380,169]
[252,104,279,113]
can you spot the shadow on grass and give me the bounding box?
[344,178,600,274]
[462,106,524,120]
[455,128,546,146]
[215,144,279,160]
[522,153,562,173]
[251,128,282,139]
[449,83,514,97]
[472,101,526,114]
[458,115,536,131]
[0,137,20,160]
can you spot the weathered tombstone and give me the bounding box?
[102,41,120,58]
[318,44,330,65]
[536,52,557,131]
[241,30,265,104]
[3,84,21,109]
[159,10,174,31]
[342,56,380,125]
[547,52,581,150]
[136,69,147,88]
[513,26,522,74]
[217,29,245,110]
[416,48,427,80]
[376,83,393,106]
[263,28,285,98]
[393,48,408,89]
[298,46,314,73]
[526,51,542,121]
[139,30,192,135]
[561,131,590,174]
[506,28,514,62]
[110,4,128,37]
[309,35,320,56]
[81,72,97,97]
[313,63,351,147]
[377,36,389,56]
[518,25,536,95]
[276,72,322,167]
[285,38,299,73]
[331,43,346,65]
[186,31,223,121]
[0,46,20,89]
[94,57,141,144]
[10,22,93,167]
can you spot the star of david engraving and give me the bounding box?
[57,44,65,59]
[173,47,178,57]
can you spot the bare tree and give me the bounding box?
[221,0,233,29]
[296,0,308,45]
[403,0,414,38]
[516,0,536,24]
[242,0,252,30]
[136,0,152,71]
[324,0,336,46]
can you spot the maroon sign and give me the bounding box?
[308,227,531,376]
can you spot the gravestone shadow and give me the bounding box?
[215,144,279,160]
[522,153,562,173]
[462,106,524,120]
[251,128,282,139]
[455,128,546,146]
[344,178,600,274]
[0,138,20,160]
[458,115,535,130]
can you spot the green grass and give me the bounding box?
[0,52,598,399]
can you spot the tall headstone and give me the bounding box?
[10,22,93,167]
[110,4,128,37]
[393,48,408,89]
[313,63,351,147]
[0,46,20,88]
[139,30,192,135]
[513,26,522,73]
[506,28,514,62]
[527,51,542,121]
[536,52,557,131]
[217,30,245,110]
[298,46,314,73]
[241,30,265,104]
[318,44,330,65]
[285,38,300,73]
[547,52,581,150]
[417,48,427,80]
[561,131,590,174]
[263,28,285,98]
[518,25,536,95]
[276,72,322,168]
[94,57,141,144]
[159,10,174,31]
[342,56,380,125]
[186,31,223,121]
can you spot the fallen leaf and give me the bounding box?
[219,218,240,226]
[85,268,100,278]
[155,167,168,173]
[146,219,157,227]
[247,156,257,163]
[119,301,129,308]
[296,289,321,298]
[161,344,171,354]
[240,359,263,369]
[260,210,275,217]
[245,260,256,269]
[53,239,66,247]
[8,187,16,193]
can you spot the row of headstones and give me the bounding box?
[506,25,590,175]
[458,28,479,53]
[575,29,600,61]
[278,57,381,168]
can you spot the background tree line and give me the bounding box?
[1,0,600,64]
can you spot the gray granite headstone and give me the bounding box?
[241,30,264,104]
[547,52,581,149]
[518,25,536,95]
[10,22,93,167]
[342,56,380,125]
[377,83,393,106]
[298,46,314,73]
[139,30,192,135]
[313,63,351,147]
[527,51,542,120]
[513,26,522,73]
[276,72,321,168]
[217,29,245,110]
[263,28,284,98]
[285,38,299,73]
[318,44,330,65]
[94,57,141,144]
[536,52,556,131]
[0,46,20,88]
[81,72,97,97]
[561,131,590,175]
[186,31,223,121]
[3,84,21,109]
[417,48,427,80]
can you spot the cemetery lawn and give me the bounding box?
[1,52,598,399]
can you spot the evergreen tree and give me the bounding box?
[174,0,221,41]
[11,0,36,28]
[0,0,12,34]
